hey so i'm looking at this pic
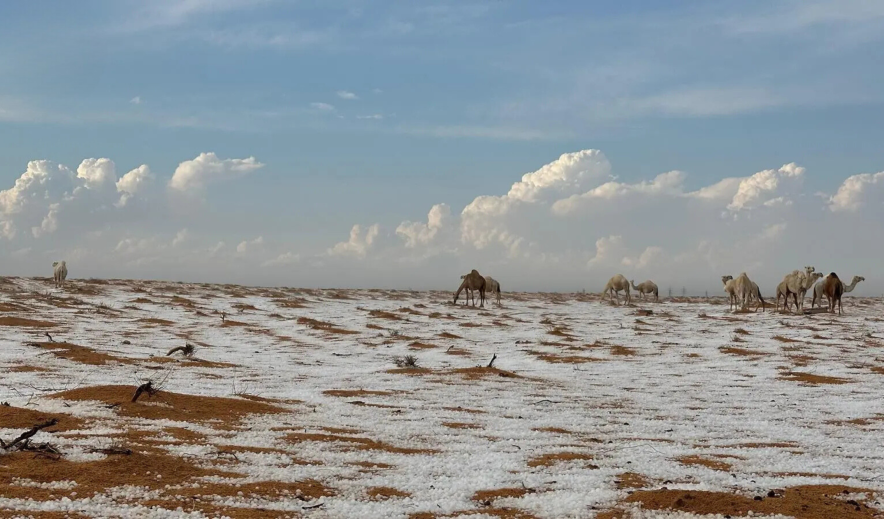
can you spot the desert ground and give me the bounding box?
[1,277,883,518]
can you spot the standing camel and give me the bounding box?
[52,261,68,289]
[722,275,737,311]
[812,275,864,308]
[776,267,813,313]
[484,276,502,306]
[821,272,844,315]
[746,281,765,312]
[454,270,486,308]
[797,269,823,311]
[603,274,631,305]
[733,272,755,311]
[630,279,659,302]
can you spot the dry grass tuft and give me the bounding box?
[297,316,359,335]
[677,455,732,472]
[527,451,596,468]
[49,385,285,424]
[0,317,57,328]
[610,485,881,519]
[779,372,850,385]
[286,432,436,455]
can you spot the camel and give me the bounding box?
[603,274,631,305]
[484,276,502,306]
[454,270,486,308]
[52,261,68,289]
[732,272,755,311]
[797,270,823,311]
[722,275,737,311]
[776,270,806,313]
[630,279,659,302]
[776,267,814,313]
[812,275,864,308]
[821,272,844,315]
[746,280,765,312]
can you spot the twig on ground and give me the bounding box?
[1,419,58,450]
[90,446,132,456]
[487,354,497,368]
[166,343,195,357]
[45,332,55,342]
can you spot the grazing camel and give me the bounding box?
[812,275,864,308]
[603,274,631,305]
[52,261,68,289]
[722,275,737,311]
[630,279,659,302]
[484,276,502,305]
[454,270,486,308]
[821,272,844,315]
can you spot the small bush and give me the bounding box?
[394,355,419,368]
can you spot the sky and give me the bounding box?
[1,0,884,294]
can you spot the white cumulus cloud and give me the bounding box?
[169,152,264,192]
[828,171,884,212]
[76,158,117,190]
[115,165,154,207]
[337,90,358,100]
[328,224,379,258]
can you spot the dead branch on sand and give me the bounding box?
[166,343,196,357]
[1,419,58,450]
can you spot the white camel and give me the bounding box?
[812,275,864,309]
[776,268,811,313]
[603,274,631,305]
[733,272,755,311]
[630,279,659,302]
[484,276,502,305]
[722,275,737,311]
[52,261,68,289]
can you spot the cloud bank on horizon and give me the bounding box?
[2,1,884,292]
[1,149,881,293]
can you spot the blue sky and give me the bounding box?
[1,0,884,292]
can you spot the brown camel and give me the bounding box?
[821,272,844,315]
[630,279,659,302]
[454,270,486,307]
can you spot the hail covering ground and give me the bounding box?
[0,277,882,518]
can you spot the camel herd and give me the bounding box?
[598,267,864,315]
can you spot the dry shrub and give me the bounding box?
[394,355,419,368]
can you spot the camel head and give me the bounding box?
[855,276,865,283]
[721,275,733,284]
[52,261,58,267]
